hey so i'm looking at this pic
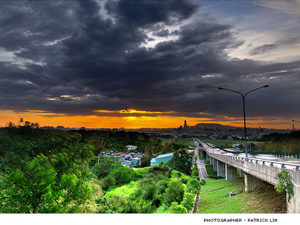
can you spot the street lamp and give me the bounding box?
[218,85,269,161]
[292,120,300,130]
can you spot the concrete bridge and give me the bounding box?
[194,139,300,213]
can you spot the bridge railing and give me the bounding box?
[223,155,300,172]
[198,139,300,159]
[196,139,300,172]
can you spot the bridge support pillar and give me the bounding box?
[206,154,210,161]
[240,170,245,178]
[287,171,300,213]
[225,164,237,180]
[199,150,204,158]
[212,158,217,171]
[244,173,264,192]
[217,161,225,177]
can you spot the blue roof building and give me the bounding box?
[131,158,140,165]
[150,153,173,166]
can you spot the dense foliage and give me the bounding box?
[0,119,197,213]
[83,130,149,155]
[98,165,200,213]
[275,169,294,199]
[166,149,192,175]
[0,121,95,213]
[258,131,300,154]
[145,138,188,157]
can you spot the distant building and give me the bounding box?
[131,158,140,165]
[126,145,137,150]
[179,120,189,130]
[150,153,173,166]
[56,126,65,130]
[233,144,241,149]
[41,126,54,130]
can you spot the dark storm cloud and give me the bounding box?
[105,0,198,26]
[0,0,300,120]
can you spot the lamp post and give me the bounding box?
[292,120,300,123]
[292,120,300,130]
[218,85,269,161]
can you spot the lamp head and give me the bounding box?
[263,85,269,88]
[218,87,224,90]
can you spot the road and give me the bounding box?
[195,138,300,172]
[194,140,208,180]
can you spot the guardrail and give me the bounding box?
[220,154,300,171]
[197,139,300,159]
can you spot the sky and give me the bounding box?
[1,0,300,129]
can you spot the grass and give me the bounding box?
[197,178,286,214]
[201,139,240,148]
[105,181,138,199]
[202,139,263,150]
[198,178,245,213]
[160,138,195,147]
[205,165,220,179]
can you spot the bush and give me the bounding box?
[101,175,116,190]
[141,155,151,167]
[275,169,294,199]
[199,179,206,186]
[181,192,195,211]
[168,202,188,213]
[89,178,103,198]
[164,180,184,206]
[134,167,150,178]
[106,195,128,213]
[180,177,189,184]
[147,165,170,176]
[186,178,200,194]
[157,179,169,194]
[167,150,192,175]
[109,166,137,185]
[192,169,199,177]
[91,156,115,179]
[205,165,221,179]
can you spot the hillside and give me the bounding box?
[197,178,286,213]
[193,123,238,130]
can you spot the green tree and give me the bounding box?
[140,155,151,167]
[167,202,188,213]
[0,153,93,213]
[160,140,175,154]
[0,123,95,213]
[192,168,199,177]
[91,156,116,179]
[275,169,294,199]
[145,138,162,157]
[180,192,195,211]
[101,175,117,191]
[109,166,137,186]
[167,150,192,175]
[164,179,184,206]
[186,178,200,194]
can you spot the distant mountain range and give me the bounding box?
[193,123,241,130]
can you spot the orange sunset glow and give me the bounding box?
[0,109,296,130]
